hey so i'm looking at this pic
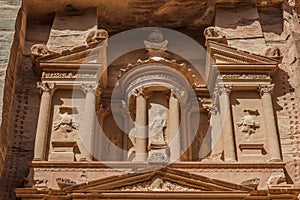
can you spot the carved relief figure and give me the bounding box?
[53,107,79,140]
[149,109,167,146]
[237,109,260,136]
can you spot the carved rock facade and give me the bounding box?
[0,0,299,200]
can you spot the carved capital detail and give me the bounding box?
[31,44,51,58]
[132,88,152,99]
[37,82,55,93]
[81,83,98,94]
[258,84,274,96]
[218,84,233,95]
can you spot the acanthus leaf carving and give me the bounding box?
[37,82,55,93]
[218,84,233,95]
[81,83,98,94]
[258,84,274,96]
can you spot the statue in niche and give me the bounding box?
[127,124,136,161]
[149,109,167,146]
[53,107,79,140]
[237,109,260,136]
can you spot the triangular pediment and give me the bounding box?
[207,41,279,65]
[35,41,104,64]
[63,168,253,192]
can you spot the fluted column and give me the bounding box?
[259,84,281,162]
[34,82,55,161]
[219,85,236,162]
[80,83,98,161]
[169,90,181,162]
[134,89,148,161]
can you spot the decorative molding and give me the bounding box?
[241,178,260,189]
[219,74,270,80]
[117,57,197,87]
[56,178,76,189]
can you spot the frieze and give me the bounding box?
[219,74,270,80]
[128,74,185,90]
[42,72,96,79]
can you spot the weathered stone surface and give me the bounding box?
[1,0,300,200]
[47,7,97,51]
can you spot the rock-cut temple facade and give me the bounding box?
[0,0,300,199]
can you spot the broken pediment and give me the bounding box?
[63,168,253,192]
[207,41,280,65]
[31,39,107,75]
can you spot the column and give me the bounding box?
[135,89,148,161]
[95,104,110,161]
[219,85,237,162]
[121,109,130,161]
[34,82,55,161]
[180,103,189,161]
[259,84,281,162]
[80,83,97,161]
[168,90,181,162]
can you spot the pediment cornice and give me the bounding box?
[62,168,254,192]
[207,41,280,65]
[31,40,106,75]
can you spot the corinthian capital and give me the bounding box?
[37,82,55,93]
[218,84,233,95]
[132,88,152,99]
[81,83,98,94]
[258,84,274,96]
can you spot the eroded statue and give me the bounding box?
[53,107,79,139]
[149,110,167,146]
[237,109,260,136]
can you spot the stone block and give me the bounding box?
[47,7,98,52]
[48,152,75,162]
[215,5,263,39]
